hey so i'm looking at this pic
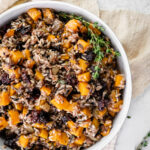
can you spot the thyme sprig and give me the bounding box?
[58,12,120,80]
[136,131,150,150]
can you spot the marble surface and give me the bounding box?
[98,0,150,149]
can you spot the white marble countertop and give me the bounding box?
[98,0,150,149]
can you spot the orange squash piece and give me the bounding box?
[98,108,107,119]
[115,74,125,88]
[40,86,51,96]
[35,70,44,80]
[5,67,21,79]
[5,29,15,37]
[14,82,22,89]
[39,129,48,139]
[22,107,28,116]
[49,129,69,146]
[78,58,89,71]
[79,119,91,128]
[77,72,91,82]
[47,34,56,42]
[33,123,46,129]
[101,128,111,137]
[60,54,70,60]
[0,91,10,106]
[81,107,91,118]
[89,23,101,35]
[74,134,86,145]
[51,95,77,112]
[75,39,90,53]
[78,82,90,96]
[63,40,71,49]
[67,120,83,137]
[23,49,31,59]
[26,59,35,68]
[10,51,24,64]
[92,118,99,129]
[18,135,29,148]
[0,117,8,130]
[9,86,16,96]
[15,103,23,111]
[108,100,123,113]
[43,8,54,20]
[27,8,41,21]
[65,19,81,32]
[8,110,20,125]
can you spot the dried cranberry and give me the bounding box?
[98,100,105,111]
[4,139,20,150]
[1,72,10,85]
[30,88,41,99]
[21,71,30,83]
[82,50,95,62]
[16,25,31,35]
[30,110,39,123]
[61,116,69,124]
[30,110,50,124]
[16,41,25,50]
[66,74,78,86]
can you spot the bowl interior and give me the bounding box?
[0,1,132,150]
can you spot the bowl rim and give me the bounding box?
[0,1,132,150]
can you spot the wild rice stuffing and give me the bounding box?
[0,8,125,150]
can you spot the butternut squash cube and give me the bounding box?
[92,118,99,129]
[15,103,23,111]
[65,19,81,32]
[27,8,41,21]
[89,23,101,35]
[33,123,45,129]
[40,86,51,96]
[9,86,16,96]
[6,29,15,37]
[6,67,21,79]
[26,59,35,68]
[78,58,89,71]
[77,72,91,82]
[35,70,44,80]
[0,91,10,106]
[39,129,48,139]
[8,110,20,125]
[0,117,8,130]
[114,74,125,88]
[74,134,86,145]
[81,108,91,118]
[18,135,29,148]
[75,39,90,53]
[47,34,56,42]
[14,82,22,89]
[23,49,31,59]
[101,128,110,137]
[60,54,70,60]
[79,119,91,128]
[78,82,90,96]
[51,95,77,112]
[43,8,54,20]
[67,120,83,137]
[49,129,69,146]
[63,40,71,49]
[22,107,28,116]
[10,51,24,64]
[98,108,107,119]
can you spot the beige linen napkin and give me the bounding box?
[1,0,150,150]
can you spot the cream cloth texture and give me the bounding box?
[0,0,150,149]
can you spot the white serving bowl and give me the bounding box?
[0,1,132,150]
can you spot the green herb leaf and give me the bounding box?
[127,116,131,119]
